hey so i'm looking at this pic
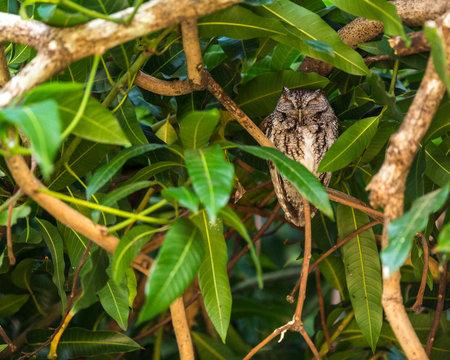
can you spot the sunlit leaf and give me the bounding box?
[179,109,220,149]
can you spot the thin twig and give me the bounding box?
[425,260,448,356]
[6,195,18,265]
[315,269,333,352]
[298,326,322,360]
[0,325,16,353]
[288,220,380,300]
[411,234,429,312]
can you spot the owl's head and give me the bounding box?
[276,87,329,122]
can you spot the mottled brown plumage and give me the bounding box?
[261,88,338,226]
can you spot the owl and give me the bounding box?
[261,88,338,227]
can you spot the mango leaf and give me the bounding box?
[185,145,234,221]
[424,142,450,187]
[27,328,140,357]
[48,140,110,190]
[337,205,382,352]
[155,120,178,144]
[219,206,262,288]
[318,116,379,172]
[192,331,240,360]
[423,97,450,142]
[313,254,347,300]
[425,24,450,93]
[86,143,165,199]
[198,6,288,40]
[436,221,450,252]
[0,204,30,226]
[179,109,220,149]
[383,186,449,276]
[35,4,89,26]
[123,161,182,185]
[260,0,369,75]
[112,225,156,284]
[162,187,200,213]
[57,222,93,272]
[36,218,67,311]
[11,259,34,290]
[24,83,130,145]
[97,280,129,330]
[238,145,333,220]
[234,70,329,118]
[192,212,231,343]
[0,294,30,317]
[0,99,61,177]
[138,218,203,322]
[114,97,148,145]
[329,0,408,42]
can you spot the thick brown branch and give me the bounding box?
[0,0,242,108]
[134,72,195,96]
[181,19,205,89]
[170,297,195,360]
[389,31,430,56]
[0,43,10,87]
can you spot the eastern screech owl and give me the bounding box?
[261,88,338,227]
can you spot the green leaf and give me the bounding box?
[234,70,329,118]
[97,280,129,330]
[138,218,203,322]
[198,6,288,40]
[11,259,34,290]
[383,186,449,276]
[337,205,382,352]
[260,0,369,75]
[318,116,379,172]
[185,145,234,221]
[192,331,240,360]
[27,328,140,357]
[100,181,154,208]
[0,204,30,226]
[48,140,110,190]
[36,4,89,26]
[313,254,347,300]
[192,212,231,343]
[425,21,450,93]
[329,0,408,42]
[424,142,450,187]
[162,187,200,213]
[180,109,220,149]
[0,294,29,317]
[423,97,450,143]
[36,218,67,311]
[114,97,148,145]
[86,143,165,199]
[57,222,93,272]
[24,82,130,146]
[155,120,178,144]
[1,99,61,177]
[112,225,156,284]
[239,145,333,220]
[218,206,262,288]
[123,161,182,185]
[436,221,450,252]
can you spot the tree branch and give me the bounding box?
[365,13,450,360]
[169,297,195,360]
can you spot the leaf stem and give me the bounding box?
[38,188,170,225]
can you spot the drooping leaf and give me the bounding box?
[234,70,329,118]
[219,206,262,288]
[185,145,234,221]
[138,218,203,322]
[97,280,129,330]
[436,220,450,252]
[318,116,380,172]
[383,186,449,276]
[329,0,408,42]
[162,187,200,213]
[114,97,148,145]
[0,294,30,317]
[337,205,382,352]
[86,143,165,199]
[27,328,140,358]
[423,142,450,187]
[24,83,130,145]
[423,97,450,143]
[0,204,30,226]
[11,259,34,290]
[179,109,220,149]
[36,218,67,311]
[123,161,182,185]
[192,331,240,360]
[238,145,333,220]
[57,222,93,273]
[112,225,156,284]
[192,212,231,343]
[425,20,450,93]
[259,0,369,75]
[0,99,61,177]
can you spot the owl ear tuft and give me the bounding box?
[282,87,290,95]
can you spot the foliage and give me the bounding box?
[0,0,449,359]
